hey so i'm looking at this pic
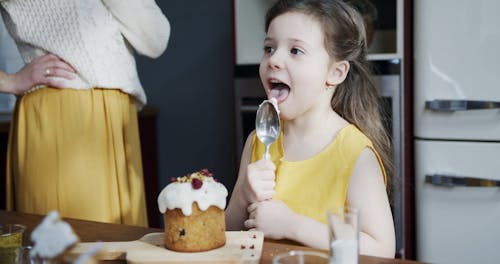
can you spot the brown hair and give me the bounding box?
[265,0,394,193]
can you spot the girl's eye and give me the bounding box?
[264,46,274,54]
[290,48,304,55]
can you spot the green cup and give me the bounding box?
[0,224,26,264]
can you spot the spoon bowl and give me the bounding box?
[255,99,280,160]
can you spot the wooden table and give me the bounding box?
[0,210,423,264]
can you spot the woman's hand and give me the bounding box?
[4,54,76,95]
[244,200,296,240]
[242,158,276,204]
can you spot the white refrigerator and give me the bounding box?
[414,0,500,263]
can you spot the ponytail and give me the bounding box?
[332,59,394,194]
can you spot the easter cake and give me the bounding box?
[157,169,228,252]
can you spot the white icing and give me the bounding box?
[269,97,279,113]
[157,175,228,216]
[30,211,79,259]
[264,98,280,115]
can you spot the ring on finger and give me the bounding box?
[45,68,51,76]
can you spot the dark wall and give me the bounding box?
[135,1,237,201]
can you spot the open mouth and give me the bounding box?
[269,80,290,103]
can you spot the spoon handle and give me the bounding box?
[263,144,270,160]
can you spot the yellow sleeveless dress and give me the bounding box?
[251,124,386,224]
[6,88,148,226]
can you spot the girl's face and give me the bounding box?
[259,11,345,120]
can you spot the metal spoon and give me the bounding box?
[255,99,280,160]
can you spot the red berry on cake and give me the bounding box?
[191,178,203,189]
[199,168,213,177]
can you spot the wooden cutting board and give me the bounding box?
[69,231,264,264]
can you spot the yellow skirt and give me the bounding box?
[6,88,148,226]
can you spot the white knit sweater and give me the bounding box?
[0,0,170,106]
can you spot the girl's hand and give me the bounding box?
[244,200,296,240]
[242,158,276,204]
[7,54,76,95]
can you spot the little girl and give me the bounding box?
[226,0,395,258]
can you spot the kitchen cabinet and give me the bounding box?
[233,0,412,258]
[234,0,402,65]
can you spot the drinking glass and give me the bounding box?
[273,250,330,264]
[0,224,26,264]
[327,207,359,264]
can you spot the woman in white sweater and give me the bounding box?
[0,0,170,226]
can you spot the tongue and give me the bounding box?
[269,89,280,99]
[269,88,289,102]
